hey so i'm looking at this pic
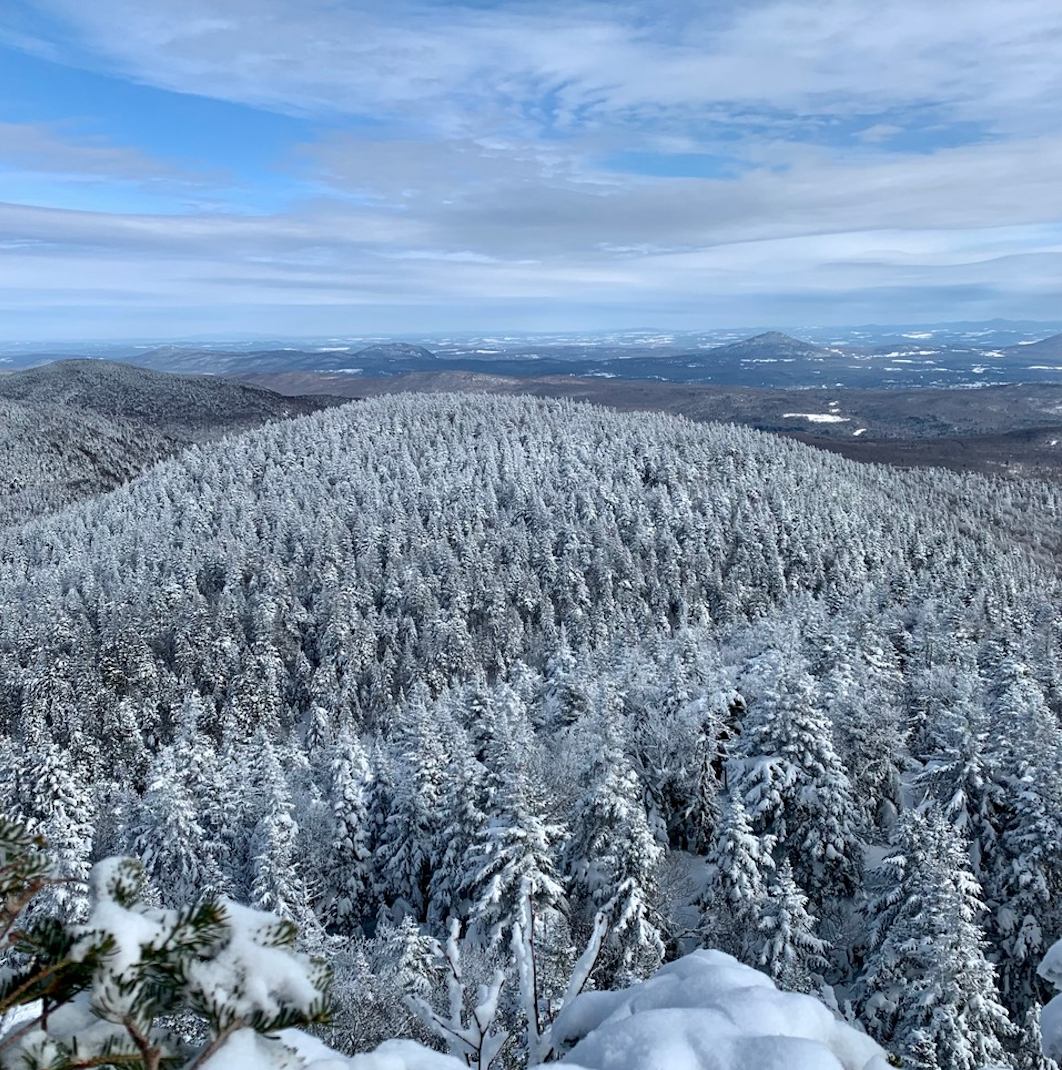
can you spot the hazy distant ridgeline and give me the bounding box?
[121,326,1062,387]
[7,327,1062,389]
[0,359,346,525]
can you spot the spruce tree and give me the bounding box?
[757,860,827,993]
[735,648,862,907]
[564,688,665,984]
[699,786,774,965]
[320,727,373,933]
[466,690,567,947]
[860,806,1012,1070]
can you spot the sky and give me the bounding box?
[2,0,1062,340]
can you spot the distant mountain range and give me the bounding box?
[104,342,439,378]
[5,328,1062,390]
[5,332,1062,489]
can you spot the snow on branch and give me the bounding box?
[406,918,509,1070]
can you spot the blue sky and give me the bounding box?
[2,0,1062,340]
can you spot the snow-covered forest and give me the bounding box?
[1,392,1061,1068]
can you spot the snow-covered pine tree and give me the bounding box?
[428,731,487,930]
[699,785,774,965]
[0,815,331,1069]
[987,657,1062,1017]
[133,742,223,907]
[318,726,373,933]
[757,860,827,993]
[860,805,1012,1070]
[1015,1003,1058,1070]
[18,739,94,919]
[734,647,862,909]
[466,687,567,948]
[564,685,665,984]
[821,619,906,832]
[375,683,448,919]
[245,731,320,942]
[913,665,1004,884]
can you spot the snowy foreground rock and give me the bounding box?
[256,951,888,1070]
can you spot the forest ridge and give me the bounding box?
[0,391,1060,1068]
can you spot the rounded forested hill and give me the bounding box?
[0,392,1055,747]
[0,359,344,438]
[0,360,348,526]
[0,396,174,529]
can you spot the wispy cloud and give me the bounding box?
[20,0,1062,135]
[0,120,218,184]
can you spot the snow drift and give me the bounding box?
[262,951,888,1070]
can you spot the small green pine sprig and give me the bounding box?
[0,817,333,1070]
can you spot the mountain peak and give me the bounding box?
[746,331,807,345]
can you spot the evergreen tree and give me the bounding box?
[0,815,331,1070]
[133,743,223,907]
[428,736,487,930]
[988,657,1062,1014]
[734,648,862,907]
[564,689,665,984]
[246,732,319,942]
[1015,1004,1057,1070]
[320,727,373,933]
[466,688,567,947]
[860,806,1012,1070]
[20,740,94,919]
[757,860,827,994]
[699,786,774,965]
[375,685,448,919]
[914,677,1004,884]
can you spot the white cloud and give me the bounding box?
[0,121,219,187]
[297,130,1062,258]
[5,0,1062,334]
[16,0,1062,139]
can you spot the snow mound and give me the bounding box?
[1039,937,1062,1059]
[1039,938,1062,990]
[208,952,889,1070]
[552,951,889,1070]
[209,1031,468,1070]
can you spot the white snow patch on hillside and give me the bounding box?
[782,413,851,423]
[877,349,938,358]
